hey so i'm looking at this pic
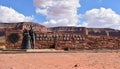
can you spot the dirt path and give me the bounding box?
[0,53,120,69]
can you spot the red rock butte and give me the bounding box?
[0,22,120,50]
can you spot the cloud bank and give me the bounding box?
[82,8,120,29]
[34,0,80,27]
[34,0,120,30]
[0,5,33,23]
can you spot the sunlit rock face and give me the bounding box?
[50,27,120,37]
[0,22,51,49]
[0,22,120,50]
[0,22,50,32]
[0,22,51,37]
[0,22,120,38]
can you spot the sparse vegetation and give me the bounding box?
[0,40,6,49]
[0,40,5,46]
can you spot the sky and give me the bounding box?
[0,0,120,29]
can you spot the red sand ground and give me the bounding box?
[0,53,120,69]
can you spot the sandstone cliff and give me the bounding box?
[0,22,51,40]
[0,22,120,40]
[1,22,120,50]
[50,26,120,37]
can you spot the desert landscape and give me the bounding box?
[0,0,120,69]
[0,22,120,69]
[0,52,120,69]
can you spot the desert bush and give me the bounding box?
[0,40,5,46]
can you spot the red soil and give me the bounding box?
[0,53,120,69]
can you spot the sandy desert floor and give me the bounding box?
[0,52,120,69]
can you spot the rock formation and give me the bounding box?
[50,27,120,37]
[0,22,120,50]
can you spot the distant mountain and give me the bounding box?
[0,22,119,39]
[50,26,120,37]
[0,22,50,40]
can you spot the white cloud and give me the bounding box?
[0,5,33,23]
[82,8,120,29]
[36,8,47,15]
[34,0,80,27]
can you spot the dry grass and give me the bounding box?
[0,40,5,45]
[0,40,6,49]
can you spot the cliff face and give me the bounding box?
[0,22,119,37]
[0,22,23,30]
[0,22,50,35]
[22,22,51,33]
[0,22,51,41]
[50,27,120,37]
[0,22,50,32]
[1,22,120,50]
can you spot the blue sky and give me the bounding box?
[0,0,120,29]
[0,0,35,16]
[79,0,120,14]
